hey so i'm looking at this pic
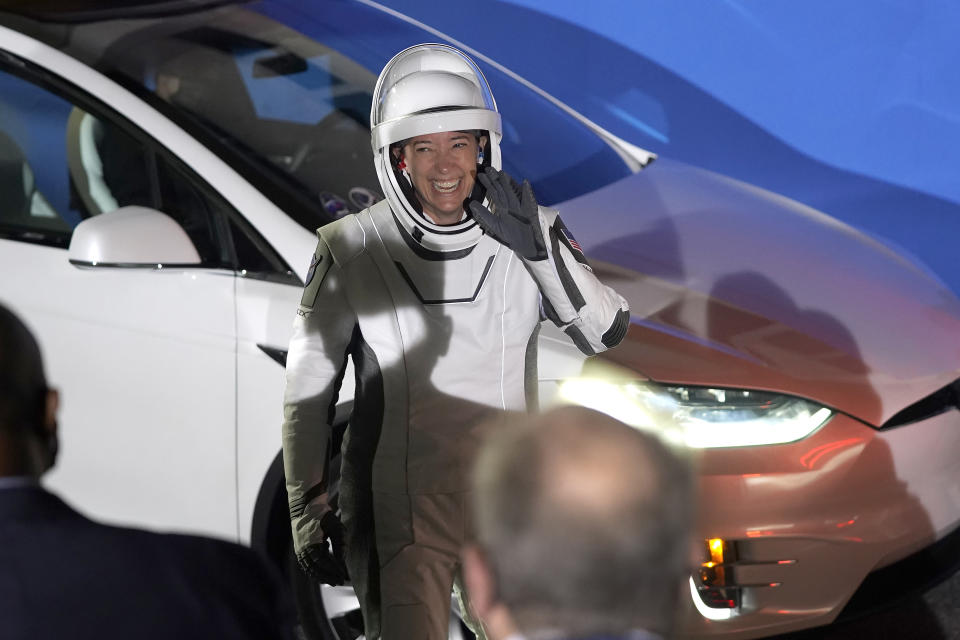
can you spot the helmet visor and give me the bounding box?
[370,43,500,151]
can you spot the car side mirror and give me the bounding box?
[68,206,201,268]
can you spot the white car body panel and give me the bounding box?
[0,239,237,535]
[0,23,317,540]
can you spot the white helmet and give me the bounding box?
[371,43,502,252]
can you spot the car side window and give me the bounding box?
[0,65,77,246]
[0,57,246,270]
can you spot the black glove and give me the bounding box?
[469,167,547,261]
[297,511,349,586]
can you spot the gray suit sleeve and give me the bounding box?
[282,234,356,554]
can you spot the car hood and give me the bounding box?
[557,158,960,427]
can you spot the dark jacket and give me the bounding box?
[0,486,294,640]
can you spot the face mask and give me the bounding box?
[39,422,59,472]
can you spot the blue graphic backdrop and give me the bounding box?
[375,0,960,295]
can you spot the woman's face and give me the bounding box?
[400,131,486,225]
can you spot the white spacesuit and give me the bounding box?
[282,44,630,639]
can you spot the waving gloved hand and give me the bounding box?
[297,511,349,586]
[468,167,547,261]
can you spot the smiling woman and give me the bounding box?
[397,131,486,225]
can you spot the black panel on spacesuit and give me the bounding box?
[564,324,596,356]
[548,224,587,311]
[524,323,540,410]
[323,333,355,433]
[602,308,632,348]
[344,334,385,489]
[539,295,564,327]
[341,333,385,634]
[394,256,495,305]
[392,216,476,261]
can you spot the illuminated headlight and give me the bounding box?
[555,379,833,448]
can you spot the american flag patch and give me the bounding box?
[556,220,591,269]
[563,229,583,254]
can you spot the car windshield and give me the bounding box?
[17,0,632,230]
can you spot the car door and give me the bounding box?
[0,47,242,538]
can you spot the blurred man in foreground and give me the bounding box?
[463,406,696,640]
[0,301,293,640]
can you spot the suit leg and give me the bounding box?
[376,493,466,640]
[454,568,488,640]
[341,476,380,638]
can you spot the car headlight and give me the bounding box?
[555,378,833,448]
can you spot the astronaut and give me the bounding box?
[282,43,630,639]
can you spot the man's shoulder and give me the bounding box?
[115,526,274,580]
[0,489,293,639]
[49,505,277,586]
[100,527,292,627]
[144,529,260,559]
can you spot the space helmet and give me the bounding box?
[370,43,502,252]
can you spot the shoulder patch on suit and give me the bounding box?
[552,214,591,270]
[299,238,332,315]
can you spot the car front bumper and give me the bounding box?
[676,408,960,638]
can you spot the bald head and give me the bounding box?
[471,406,695,637]
[537,408,663,520]
[0,302,57,477]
